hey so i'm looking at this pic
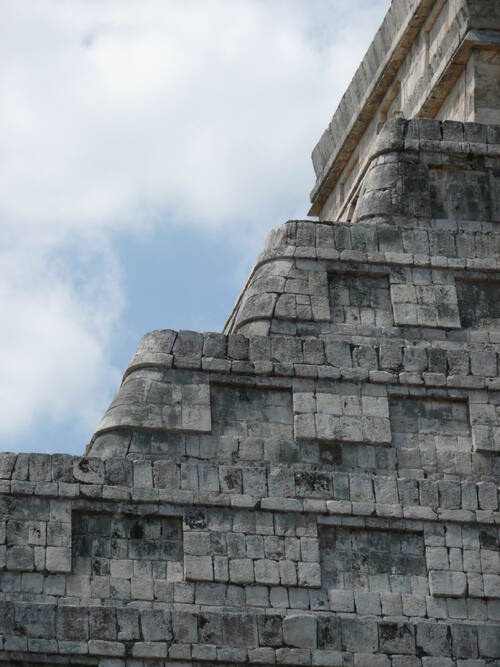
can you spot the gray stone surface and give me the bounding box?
[2,2,500,666]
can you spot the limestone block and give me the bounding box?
[470,351,497,377]
[325,342,352,368]
[254,559,280,585]
[229,558,254,584]
[202,332,227,358]
[257,614,283,647]
[426,547,449,570]
[184,556,213,582]
[311,296,331,321]
[429,570,467,598]
[353,346,378,370]
[250,647,276,663]
[328,589,355,612]
[355,591,381,615]
[28,454,52,482]
[393,303,418,326]
[15,603,56,639]
[56,606,88,641]
[171,610,197,643]
[472,424,500,453]
[276,294,298,320]
[89,639,125,656]
[140,609,172,642]
[315,414,363,443]
[227,334,248,360]
[481,550,500,575]
[131,642,168,658]
[421,659,452,667]
[478,624,500,658]
[73,458,104,485]
[316,393,342,415]
[374,477,399,505]
[7,545,34,571]
[279,560,297,586]
[172,330,203,359]
[416,622,450,657]
[378,622,415,655]
[268,467,295,497]
[294,392,317,414]
[222,613,258,648]
[362,416,392,444]
[298,562,321,588]
[477,482,498,510]
[283,614,317,649]
[236,293,278,328]
[341,618,378,653]
[0,453,17,479]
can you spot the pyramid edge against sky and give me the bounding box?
[2,1,500,665]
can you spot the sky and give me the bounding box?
[1,0,391,455]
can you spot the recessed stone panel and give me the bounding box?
[319,525,425,593]
[329,272,393,327]
[294,387,391,446]
[71,513,183,601]
[426,525,500,599]
[429,167,491,221]
[390,398,472,475]
[456,279,500,329]
[211,385,293,439]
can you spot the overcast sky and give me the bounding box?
[1,0,391,454]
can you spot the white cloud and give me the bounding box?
[0,236,123,441]
[0,0,390,447]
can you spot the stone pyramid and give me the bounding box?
[1,1,500,665]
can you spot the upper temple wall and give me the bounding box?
[311,0,500,221]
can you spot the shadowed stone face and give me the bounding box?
[429,167,491,221]
[211,385,293,439]
[329,272,393,327]
[456,278,500,328]
[71,513,183,602]
[390,398,472,476]
[319,525,426,593]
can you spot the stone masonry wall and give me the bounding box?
[1,29,500,667]
[225,119,500,337]
[0,448,498,666]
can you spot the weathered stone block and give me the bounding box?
[379,622,415,655]
[184,555,213,582]
[283,614,317,648]
[429,570,467,598]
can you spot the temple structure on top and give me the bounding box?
[310,0,500,221]
[1,2,500,666]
